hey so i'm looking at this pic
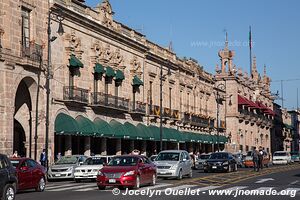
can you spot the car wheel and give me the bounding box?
[227,165,231,173]
[150,174,156,186]
[177,169,183,180]
[98,186,106,190]
[36,177,46,192]
[134,175,140,189]
[188,169,193,178]
[234,164,238,172]
[2,184,15,200]
[204,169,208,173]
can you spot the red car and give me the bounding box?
[97,155,157,190]
[10,158,46,192]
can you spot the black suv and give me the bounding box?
[0,154,17,200]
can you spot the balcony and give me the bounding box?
[130,101,146,115]
[21,43,43,62]
[182,112,191,124]
[163,107,172,118]
[190,114,209,127]
[171,109,180,120]
[148,105,160,117]
[63,86,89,105]
[91,92,129,111]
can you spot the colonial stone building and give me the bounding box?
[1,0,276,162]
[289,110,300,153]
[215,40,275,154]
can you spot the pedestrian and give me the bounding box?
[56,152,61,161]
[258,146,264,170]
[12,151,18,158]
[40,149,47,167]
[251,147,259,172]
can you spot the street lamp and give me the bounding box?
[214,83,231,152]
[159,61,171,152]
[45,9,64,169]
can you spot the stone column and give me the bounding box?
[116,139,122,155]
[141,140,147,155]
[130,140,135,152]
[84,137,91,156]
[100,138,107,155]
[188,143,193,153]
[65,135,72,156]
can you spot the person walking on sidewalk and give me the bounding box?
[251,147,259,172]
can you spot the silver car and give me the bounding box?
[48,155,87,180]
[154,150,193,179]
[195,153,211,170]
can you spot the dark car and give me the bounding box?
[0,154,17,200]
[97,155,157,189]
[10,157,46,192]
[204,152,237,173]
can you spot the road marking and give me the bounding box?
[255,178,274,183]
[47,184,96,191]
[139,183,173,191]
[290,181,299,185]
[75,187,98,192]
[223,186,248,191]
[46,183,84,190]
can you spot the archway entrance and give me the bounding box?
[13,119,26,157]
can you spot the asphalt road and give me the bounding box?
[16,163,300,200]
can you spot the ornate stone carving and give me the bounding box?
[96,0,114,29]
[130,56,142,77]
[99,44,112,64]
[64,30,83,59]
[90,40,103,64]
[110,48,124,68]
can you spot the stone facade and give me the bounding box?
[215,39,274,154]
[0,0,277,161]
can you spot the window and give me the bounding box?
[27,159,37,168]
[0,157,8,169]
[169,88,172,110]
[149,81,153,106]
[21,7,30,48]
[180,91,182,112]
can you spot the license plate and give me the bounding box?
[55,174,61,177]
[212,166,217,169]
[83,173,88,176]
[159,171,167,174]
[109,179,116,183]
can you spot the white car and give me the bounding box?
[272,151,292,165]
[74,156,113,182]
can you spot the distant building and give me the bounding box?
[289,110,300,152]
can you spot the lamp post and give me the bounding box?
[214,83,226,152]
[45,9,64,169]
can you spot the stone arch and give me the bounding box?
[14,76,37,158]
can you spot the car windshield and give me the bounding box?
[291,152,299,156]
[150,156,157,161]
[246,151,252,156]
[107,157,138,166]
[156,153,180,161]
[209,153,228,160]
[10,160,20,168]
[56,156,78,164]
[199,155,210,160]
[84,157,106,165]
[274,152,287,156]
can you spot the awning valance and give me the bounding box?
[94,118,114,137]
[94,63,105,74]
[109,119,131,139]
[69,55,83,68]
[115,70,125,81]
[132,75,143,86]
[123,122,145,140]
[105,66,116,78]
[76,116,98,136]
[55,113,80,135]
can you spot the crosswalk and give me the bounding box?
[44,182,300,196]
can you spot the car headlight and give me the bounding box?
[123,170,135,177]
[92,169,98,172]
[67,167,74,171]
[170,165,178,170]
[223,161,229,165]
[75,170,80,173]
[97,171,103,176]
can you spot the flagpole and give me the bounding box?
[249,26,252,76]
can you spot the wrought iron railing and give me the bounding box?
[63,86,89,103]
[21,43,43,62]
[91,92,129,111]
[131,101,146,114]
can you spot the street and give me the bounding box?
[16,163,300,200]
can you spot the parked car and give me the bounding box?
[203,152,237,173]
[74,155,113,182]
[195,153,211,170]
[154,150,193,179]
[291,152,300,162]
[48,155,87,180]
[0,154,17,200]
[273,151,292,165]
[244,151,270,168]
[149,155,157,162]
[233,153,245,167]
[10,157,46,192]
[97,155,157,189]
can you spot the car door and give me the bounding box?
[18,160,33,189]
[143,157,153,183]
[28,159,40,188]
[138,158,147,184]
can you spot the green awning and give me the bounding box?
[132,75,143,86]
[123,122,146,140]
[94,63,105,74]
[115,70,125,81]
[55,113,80,135]
[202,134,213,144]
[94,118,114,137]
[109,119,130,139]
[105,66,116,78]
[76,115,98,136]
[148,126,162,141]
[69,55,83,68]
[136,123,155,141]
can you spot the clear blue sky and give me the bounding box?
[86,0,300,110]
